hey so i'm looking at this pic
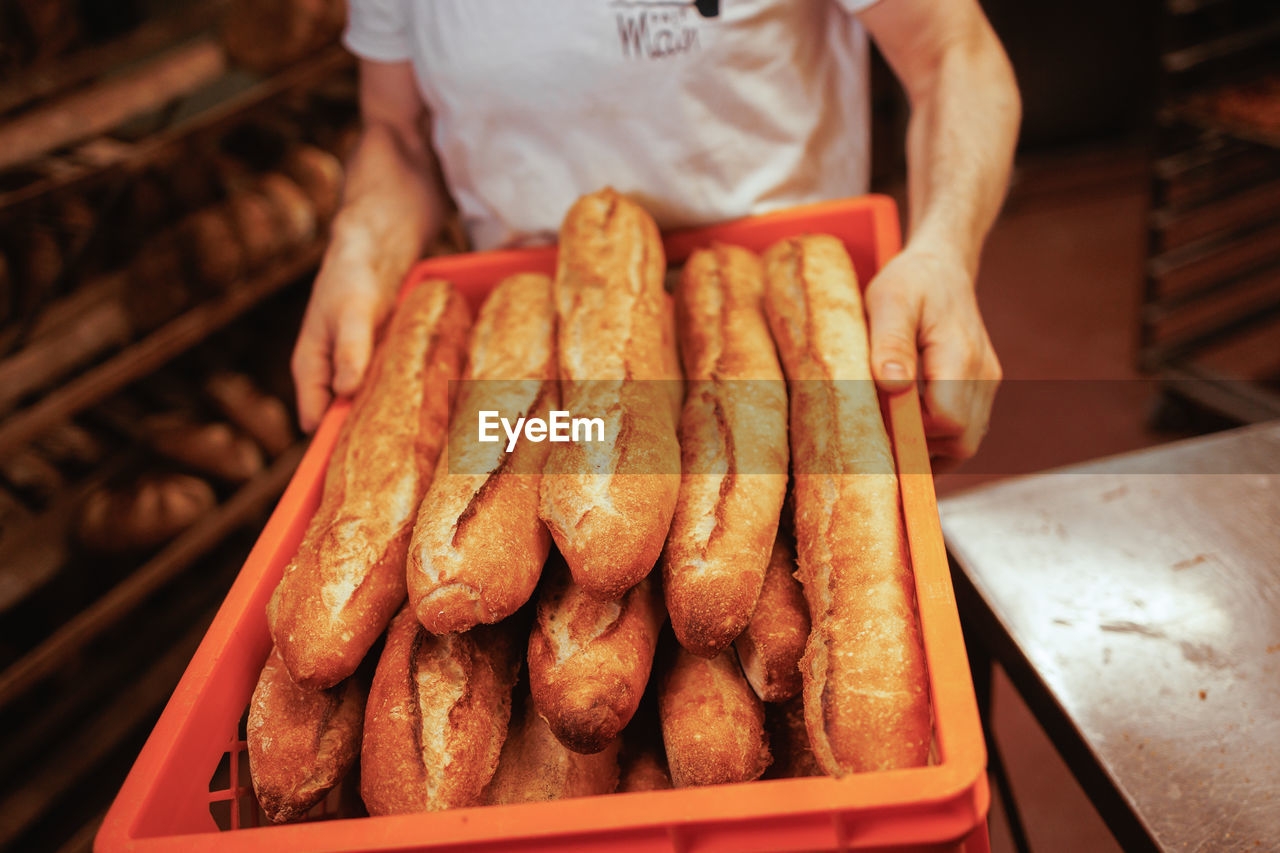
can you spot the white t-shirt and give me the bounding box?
[345,0,880,251]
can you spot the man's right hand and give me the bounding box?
[290,57,448,432]
[291,242,395,432]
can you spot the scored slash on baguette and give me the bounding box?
[246,647,364,824]
[662,242,788,657]
[408,272,557,635]
[762,234,931,776]
[539,187,682,601]
[527,555,665,755]
[268,280,470,689]
[361,608,520,815]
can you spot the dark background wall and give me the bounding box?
[869,0,1162,185]
[984,0,1161,148]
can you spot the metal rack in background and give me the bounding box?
[1144,0,1280,424]
[0,3,354,850]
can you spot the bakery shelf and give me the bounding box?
[0,596,221,850]
[0,274,131,413]
[0,441,305,711]
[1165,0,1234,15]
[0,606,218,851]
[0,0,228,118]
[1145,288,1280,365]
[0,242,322,461]
[1155,360,1280,422]
[0,36,230,175]
[0,446,139,614]
[1147,175,1280,245]
[1145,215,1280,280]
[1161,18,1280,74]
[1161,99,1280,152]
[1142,1,1280,424]
[0,44,352,213]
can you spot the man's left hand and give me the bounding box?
[862,245,1002,466]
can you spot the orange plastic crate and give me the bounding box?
[98,195,990,853]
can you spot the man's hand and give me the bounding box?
[290,58,447,431]
[865,246,1001,465]
[291,241,395,432]
[858,0,1020,465]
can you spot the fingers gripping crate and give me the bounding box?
[98,196,990,853]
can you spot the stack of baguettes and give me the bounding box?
[247,188,931,824]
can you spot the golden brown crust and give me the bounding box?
[527,557,664,754]
[268,280,469,689]
[247,647,364,823]
[734,532,809,702]
[539,188,681,601]
[658,645,770,787]
[483,691,620,804]
[409,273,556,635]
[360,608,519,815]
[762,235,930,775]
[663,243,787,657]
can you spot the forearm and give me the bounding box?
[328,118,446,294]
[898,16,1020,276]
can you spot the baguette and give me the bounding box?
[539,188,681,601]
[408,273,556,635]
[658,645,770,787]
[527,556,664,754]
[663,243,787,657]
[484,690,620,804]
[361,608,519,815]
[247,647,364,823]
[734,531,809,702]
[762,235,930,774]
[268,280,469,689]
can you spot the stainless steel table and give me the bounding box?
[940,421,1280,853]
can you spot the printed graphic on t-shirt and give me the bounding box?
[613,0,720,60]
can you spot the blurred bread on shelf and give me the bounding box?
[76,473,216,553]
[222,0,345,73]
[141,412,264,483]
[282,144,344,222]
[203,371,295,457]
